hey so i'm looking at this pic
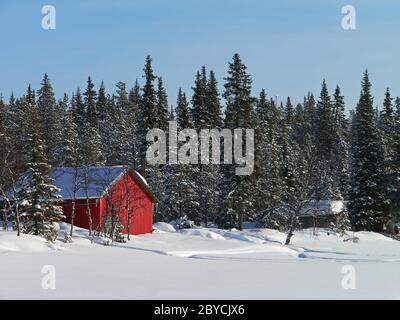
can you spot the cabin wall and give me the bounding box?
[299,214,339,229]
[62,199,101,231]
[99,172,153,235]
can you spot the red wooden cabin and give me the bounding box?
[51,166,156,235]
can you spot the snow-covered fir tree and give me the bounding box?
[37,74,63,166]
[348,70,390,231]
[137,55,157,163]
[17,104,63,240]
[218,54,255,230]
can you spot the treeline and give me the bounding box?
[0,54,399,237]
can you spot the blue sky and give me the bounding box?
[0,0,400,109]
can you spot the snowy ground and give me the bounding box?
[1,222,400,299]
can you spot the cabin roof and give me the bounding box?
[51,166,157,202]
[300,200,345,217]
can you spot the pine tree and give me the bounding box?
[169,106,175,121]
[316,80,335,160]
[176,89,192,128]
[315,80,340,199]
[97,81,108,125]
[191,67,209,129]
[36,73,61,165]
[332,85,350,198]
[206,70,223,128]
[156,77,169,131]
[59,94,80,167]
[102,95,118,165]
[18,104,63,240]
[71,87,86,141]
[379,88,396,212]
[84,76,98,128]
[336,208,351,236]
[79,78,103,166]
[110,81,133,164]
[128,80,141,113]
[96,81,109,162]
[161,90,197,222]
[137,55,157,163]
[218,54,255,229]
[284,97,295,128]
[0,97,5,143]
[81,125,103,166]
[379,88,395,157]
[391,97,400,222]
[303,92,318,140]
[348,70,390,231]
[8,91,33,173]
[0,97,6,185]
[255,90,284,228]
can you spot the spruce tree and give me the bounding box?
[72,87,86,141]
[156,77,169,131]
[191,67,209,129]
[36,73,61,165]
[218,54,255,229]
[97,81,108,125]
[206,70,223,128]
[316,80,335,161]
[81,125,103,166]
[8,91,33,173]
[18,103,63,240]
[176,89,191,128]
[348,71,390,231]
[137,55,157,163]
[284,97,295,128]
[316,80,340,199]
[391,96,400,222]
[161,89,196,222]
[336,208,351,236]
[60,94,80,167]
[255,90,283,228]
[110,81,133,164]
[379,88,395,203]
[126,80,141,166]
[332,85,350,198]
[84,76,98,128]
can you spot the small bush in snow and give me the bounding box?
[114,223,126,243]
[336,208,352,237]
[63,232,72,243]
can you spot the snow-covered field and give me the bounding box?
[1,222,400,299]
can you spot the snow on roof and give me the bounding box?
[51,166,128,200]
[135,171,148,186]
[300,200,345,217]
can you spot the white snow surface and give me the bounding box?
[1,222,400,299]
[153,222,176,233]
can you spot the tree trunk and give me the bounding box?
[285,228,294,245]
[85,196,93,236]
[70,199,76,236]
[15,205,20,236]
[127,209,132,241]
[238,201,243,231]
[2,202,8,231]
[285,210,297,245]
